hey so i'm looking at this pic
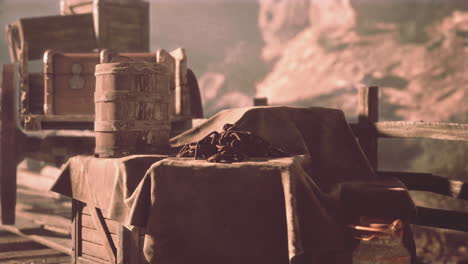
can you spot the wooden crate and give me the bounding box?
[5,14,97,63]
[94,0,150,52]
[72,200,147,264]
[60,0,149,52]
[44,50,100,117]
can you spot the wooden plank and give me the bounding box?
[1,64,17,225]
[357,86,379,169]
[5,24,19,63]
[0,248,64,261]
[16,211,71,234]
[72,200,80,264]
[29,72,44,115]
[0,216,72,255]
[81,206,110,220]
[350,121,468,141]
[3,255,71,264]
[12,14,97,61]
[89,208,116,263]
[0,236,44,252]
[81,241,111,262]
[379,171,468,200]
[82,226,118,246]
[414,206,468,232]
[79,254,109,264]
[78,256,104,264]
[25,114,94,122]
[171,48,189,116]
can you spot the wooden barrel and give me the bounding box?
[94,61,170,158]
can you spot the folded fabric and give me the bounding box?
[171,107,378,192]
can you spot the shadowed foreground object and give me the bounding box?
[0,228,70,263]
[53,107,416,264]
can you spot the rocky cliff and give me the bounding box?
[256,0,468,121]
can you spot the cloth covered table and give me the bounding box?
[52,106,415,264]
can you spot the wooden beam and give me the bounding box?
[378,171,468,200]
[414,206,468,232]
[357,86,379,169]
[1,64,17,225]
[350,121,468,141]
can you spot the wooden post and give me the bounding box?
[357,86,379,170]
[0,64,17,225]
[253,97,268,106]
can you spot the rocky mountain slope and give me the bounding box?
[256,0,468,121]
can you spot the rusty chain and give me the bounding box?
[176,124,288,163]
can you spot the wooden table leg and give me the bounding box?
[1,64,18,225]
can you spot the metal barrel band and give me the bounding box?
[94,91,167,103]
[94,121,171,132]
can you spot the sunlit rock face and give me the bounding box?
[256,0,468,121]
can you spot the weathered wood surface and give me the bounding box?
[1,217,72,256]
[29,72,45,115]
[94,0,150,52]
[44,50,100,116]
[61,0,94,15]
[81,241,111,262]
[100,49,156,64]
[81,214,120,235]
[414,206,468,232]
[90,208,116,263]
[82,227,118,247]
[74,201,146,264]
[20,42,29,115]
[94,61,170,157]
[350,121,468,141]
[157,49,176,117]
[7,14,97,62]
[379,171,468,200]
[1,64,17,225]
[357,86,379,169]
[170,48,190,117]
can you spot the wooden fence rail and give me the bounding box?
[356,86,468,233]
[350,121,468,141]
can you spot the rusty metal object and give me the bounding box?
[176,124,288,163]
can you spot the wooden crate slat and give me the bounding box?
[81,241,111,263]
[81,214,119,235]
[89,208,117,263]
[82,204,109,217]
[82,226,118,246]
